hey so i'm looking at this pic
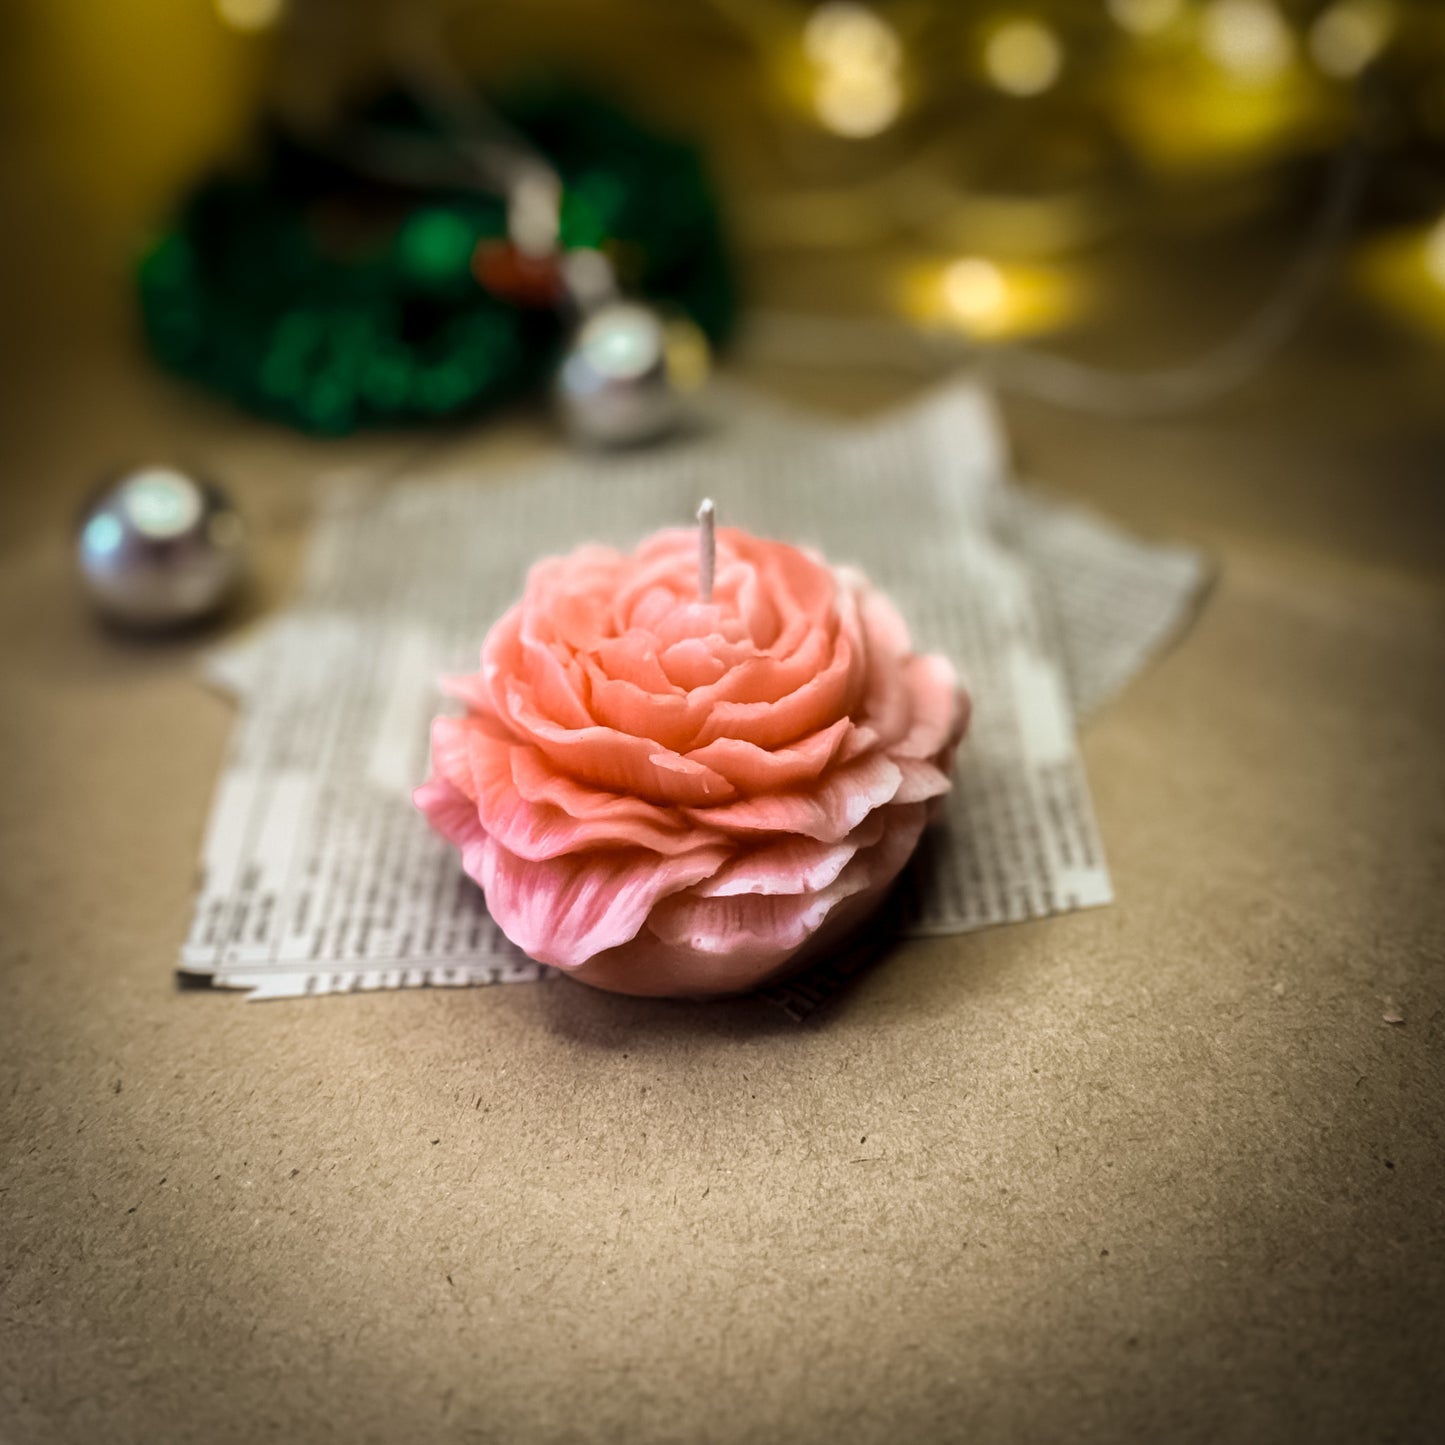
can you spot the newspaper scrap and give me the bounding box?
[1015,493,1210,721]
[184,381,1207,1002]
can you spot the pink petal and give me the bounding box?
[894,654,967,761]
[654,602,750,650]
[849,800,930,890]
[508,745,692,835]
[850,570,913,655]
[568,802,932,998]
[448,726,719,859]
[456,732,617,861]
[478,834,731,968]
[622,583,683,635]
[504,680,737,807]
[723,556,780,647]
[414,777,485,856]
[646,820,895,958]
[685,751,902,843]
[591,630,681,696]
[528,546,626,651]
[479,605,528,721]
[853,591,916,749]
[690,628,860,752]
[891,757,953,806]
[429,715,480,800]
[838,724,881,763]
[520,630,594,730]
[440,671,494,713]
[692,623,832,707]
[685,716,852,793]
[756,534,836,620]
[659,636,728,690]
[692,811,886,897]
[584,662,703,751]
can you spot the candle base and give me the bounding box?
[552,799,931,1000]
[561,869,903,1000]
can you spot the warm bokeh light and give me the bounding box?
[983,19,1064,98]
[943,257,1009,326]
[1355,218,1445,338]
[804,1,904,137]
[903,254,1085,341]
[1426,216,1445,289]
[1107,0,1185,36]
[214,0,285,33]
[1308,0,1395,79]
[804,2,901,72]
[1111,67,1334,171]
[1201,0,1294,83]
[814,69,903,135]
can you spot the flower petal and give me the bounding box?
[440,671,494,713]
[520,631,594,731]
[645,884,861,961]
[692,811,886,897]
[895,654,968,761]
[690,629,860,752]
[684,717,852,793]
[508,744,695,838]
[504,679,738,806]
[430,716,480,800]
[891,757,953,806]
[584,662,703,750]
[591,630,681,696]
[477,834,731,968]
[414,777,485,858]
[570,801,932,997]
[444,725,721,859]
[685,751,902,843]
[658,636,729,690]
[853,585,917,748]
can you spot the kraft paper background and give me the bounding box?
[2,229,1443,1442]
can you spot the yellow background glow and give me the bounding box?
[984,19,1064,98]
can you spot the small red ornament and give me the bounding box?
[471,241,566,307]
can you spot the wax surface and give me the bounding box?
[415,525,968,996]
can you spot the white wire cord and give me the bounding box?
[744,116,1373,419]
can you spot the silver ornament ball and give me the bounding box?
[555,301,709,448]
[77,466,246,629]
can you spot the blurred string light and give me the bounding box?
[214,0,285,34]
[1200,0,1295,83]
[804,2,904,137]
[1108,0,1337,168]
[803,2,901,70]
[1427,215,1445,289]
[1355,211,1445,338]
[1308,0,1396,79]
[752,123,1370,414]
[815,70,903,135]
[1107,0,1185,37]
[710,0,1421,411]
[942,258,1008,328]
[983,18,1064,97]
[901,253,1084,341]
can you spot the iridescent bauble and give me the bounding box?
[77,468,246,629]
[555,302,710,448]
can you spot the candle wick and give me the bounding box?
[697,498,716,604]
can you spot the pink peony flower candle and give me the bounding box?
[414,503,970,998]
